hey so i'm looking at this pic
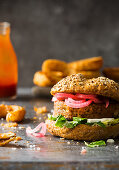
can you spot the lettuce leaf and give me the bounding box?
[55,115,66,128]
[86,121,105,128]
[64,121,78,128]
[73,117,87,124]
[95,121,106,128]
[54,115,88,128]
[48,114,57,121]
[48,114,117,128]
[84,140,106,147]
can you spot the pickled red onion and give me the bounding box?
[75,94,103,104]
[55,93,78,100]
[68,98,86,104]
[53,93,110,108]
[26,122,46,137]
[89,98,103,104]
[76,93,98,100]
[65,99,92,108]
[105,99,109,108]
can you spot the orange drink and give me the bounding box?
[0,22,18,98]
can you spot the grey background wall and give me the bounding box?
[0,0,119,87]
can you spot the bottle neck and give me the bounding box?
[0,22,10,37]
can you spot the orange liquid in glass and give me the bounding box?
[0,23,18,98]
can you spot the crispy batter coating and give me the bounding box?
[0,132,22,146]
[0,132,17,146]
[0,132,16,140]
[33,71,54,87]
[46,119,119,141]
[103,67,119,81]
[67,56,103,71]
[0,137,16,146]
[33,71,64,87]
[68,70,101,78]
[51,74,119,102]
[42,59,68,76]
[53,101,119,119]
[0,104,26,122]
[33,57,103,87]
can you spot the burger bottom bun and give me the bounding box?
[46,119,119,141]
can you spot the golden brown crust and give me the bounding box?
[51,74,119,101]
[46,119,119,141]
[53,101,119,119]
[67,56,103,71]
[6,105,26,122]
[33,71,54,87]
[0,104,26,122]
[42,59,68,76]
[68,70,101,78]
[33,71,64,87]
[46,71,65,83]
[103,67,119,81]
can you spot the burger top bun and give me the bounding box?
[51,73,119,102]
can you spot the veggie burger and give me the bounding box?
[46,73,119,141]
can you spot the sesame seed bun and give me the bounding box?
[46,119,119,141]
[51,73,119,102]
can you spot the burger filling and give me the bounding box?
[50,93,119,129]
[48,114,119,128]
[52,93,109,108]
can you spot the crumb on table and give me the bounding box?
[81,148,87,155]
[1,122,18,128]
[15,136,22,141]
[34,106,47,114]
[33,117,37,120]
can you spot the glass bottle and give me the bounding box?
[0,22,18,98]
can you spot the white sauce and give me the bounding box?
[107,139,115,143]
[87,118,114,123]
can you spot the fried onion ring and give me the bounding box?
[0,132,16,140]
[68,70,101,78]
[0,132,17,146]
[33,71,54,87]
[0,137,16,146]
[42,59,68,76]
[67,56,103,71]
[0,104,26,122]
[33,57,103,87]
[103,67,119,81]
[33,71,64,87]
